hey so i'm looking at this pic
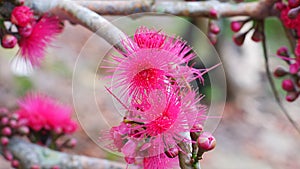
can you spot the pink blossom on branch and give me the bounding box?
[15,93,77,134]
[17,15,63,67]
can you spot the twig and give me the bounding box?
[74,0,277,19]
[0,137,127,169]
[261,20,300,135]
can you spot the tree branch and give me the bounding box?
[74,0,277,19]
[0,137,127,169]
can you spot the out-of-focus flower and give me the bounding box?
[18,15,63,67]
[16,93,77,134]
[11,6,34,27]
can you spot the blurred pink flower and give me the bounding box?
[11,6,34,27]
[18,15,63,67]
[143,153,177,169]
[16,93,77,134]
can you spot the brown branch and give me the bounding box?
[74,0,277,19]
[24,0,127,52]
[0,137,127,169]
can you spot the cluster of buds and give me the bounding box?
[0,108,29,168]
[274,46,300,102]
[190,124,216,161]
[0,1,63,67]
[231,19,264,46]
[208,20,220,45]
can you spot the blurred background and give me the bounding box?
[0,11,300,169]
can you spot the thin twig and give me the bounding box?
[261,20,300,135]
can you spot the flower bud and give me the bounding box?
[208,33,217,45]
[286,91,299,102]
[274,66,288,77]
[124,156,135,164]
[209,22,220,34]
[209,9,218,18]
[18,126,30,135]
[51,165,60,169]
[11,113,19,120]
[30,165,41,169]
[65,138,77,148]
[282,79,295,91]
[2,127,12,136]
[1,34,17,49]
[197,132,216,151]
[165,147,179,158]
[3,149,13,161]
[1,117,9,125]
[251,29,264,42]
[11,160,19,168]
[277,46,289,57]
[233,32,247,46]
[230,21,243,32]
[18,24,33,37]
[289,63,299,74]
[9,119,18,128]
[11,6,34,27]
[1,137,9,146]
[191,123,204,133]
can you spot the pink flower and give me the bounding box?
[143,153,177,169]
[11,6,34,27]
[15,93,77,134]
[18,15,63,67]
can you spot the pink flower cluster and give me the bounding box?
[15,93,77,134]
[1,5,63,67]
[103,26,207,168]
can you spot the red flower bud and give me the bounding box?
[1,34,17,48]
[9,119,18,128]
[30,165,41,169]
[11,6,34,27]
[11,160,19,168]
[251,29,264,42]
[233,32,247,46]
[3,149,13,161]
[165,147,179,158]
[208,33,217,45]
[18,126,30,135]
[230,21,243,32]
[18,24,33,37]
[1,117,9,125]
[277,46,289,57]
[197,132,216,151]
[289,63,299,74]
[210,23,220,34]
[274,66,288,77]
[286,91,299,102]
[1,137,9,146]
[282,79,295,91]
[2,127,12,136]
[209,9,218,18]
[191,123,204,132]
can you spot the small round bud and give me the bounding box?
[286,91,299,102]
[1,117,9,125]
[51,165,60,169]
[9,119,18,128]
[210,23,220,34]
[3,149,13,161]
[18,126,30,135]
[208,33,217,45]
[230,21,243,32]
[2,127,12,136]
[274,66,288,77]
[209,9,218,18]
[165,147,179,158]
[191,123,204,133]
[289,63,299,74]
[11,113,19,120]
[282,79,295,91]
[233,32,246,46]
[11,6,34,27]
[124,157,135,164]
[1,137,10,146]
[251,29,264,42]
[11,160,19,168]
[30,165,41,169]
[1,34,17,49]
[197,132,216,151]
[277,46,289,57]
[18,24,33,37]
[65,138,77,148]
